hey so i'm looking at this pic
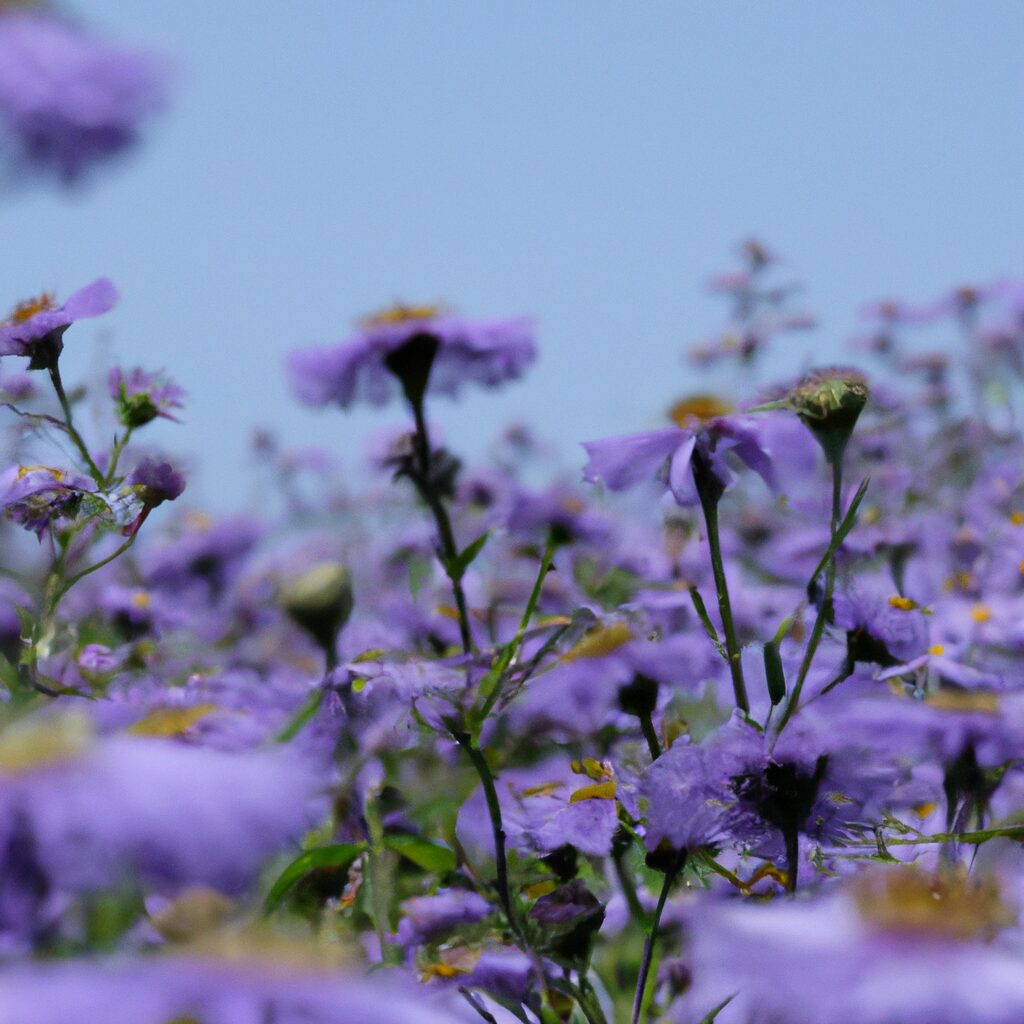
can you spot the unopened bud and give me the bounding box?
[281,563,353,659]
[788,368,869,465]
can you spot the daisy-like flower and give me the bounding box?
[0,464,91,539]
[287,304,536,411]
[0,279,117,369]
[581,415,774,508]
[0,8,167,184]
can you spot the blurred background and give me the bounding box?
[3,0,1022,507]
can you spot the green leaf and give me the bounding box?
[274,688,325,743]
[807,477,870,585]
[264,843,365,912]
[688,586,727,661]
[442,530,491,582]
[699,995,737,1024]
[383,834,456,872]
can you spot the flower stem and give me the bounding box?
[408,397,474,654]
[454,732,513,924]
[698,497,749,714]
[632,853,683,1024]
[777,458,843,733]
[48,365,104,486]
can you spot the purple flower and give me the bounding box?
[108,367,185,427]
[122,458,186,537]
[0,714,326,907]
[287,305,536,410]
[0,464,91,538]
[0,279,117,368]
[0,956,468,1024]
[395,888,492,948]
[0,11,167,184]
[582,416,774,507]
[680,873,1023,1024]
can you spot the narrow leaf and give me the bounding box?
[688,586,727,661]
[275,688,325,743]
[807,478,870,585]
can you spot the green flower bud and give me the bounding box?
[280,563,353,662]
[786,368,869,466]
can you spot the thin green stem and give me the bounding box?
[776,458,843,733]
[638,712,661,761]
[699,498,749,714]
[408,398,474,654]
[48,365,104,485]
[613,846,649,928]
[632,854,683,1024]
[475,532,557,723]
[103,428,132,487]
[455,733,513,924]
[49,536,136,613]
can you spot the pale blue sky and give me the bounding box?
[3,2,1023,507]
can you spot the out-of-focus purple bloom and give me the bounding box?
[395,888,492,949]
[0,713,326,911]
[679,871,1023,1024]
[145,515,264,596]
[0,956,468,1024]
[0,10,167,184]
[108,367,185,427]
[0,464,91,538]
[0,278,117,367]
[287,305,536,410]
[582,416,774,507]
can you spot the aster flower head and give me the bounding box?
[108,366,185,427]
[0,463,91,538]
[0,278,117,369]
[0,8,168,184]
[582,414,774,508]
[287,303,536,412]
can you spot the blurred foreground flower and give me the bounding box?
[0,6,168,184]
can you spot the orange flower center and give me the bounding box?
[4,292,56,326]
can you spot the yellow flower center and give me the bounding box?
[0,713,92,773]
[362,303,442,327]
[888,595,916,611]
[927,644,945,656]
[855,866,1015,940]
[668,394,732,426]
[970,604,992,623]
[1010,511,1024,526]
[4,292,55,326]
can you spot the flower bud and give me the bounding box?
[280,562,354,659]
[787,368,869,466]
